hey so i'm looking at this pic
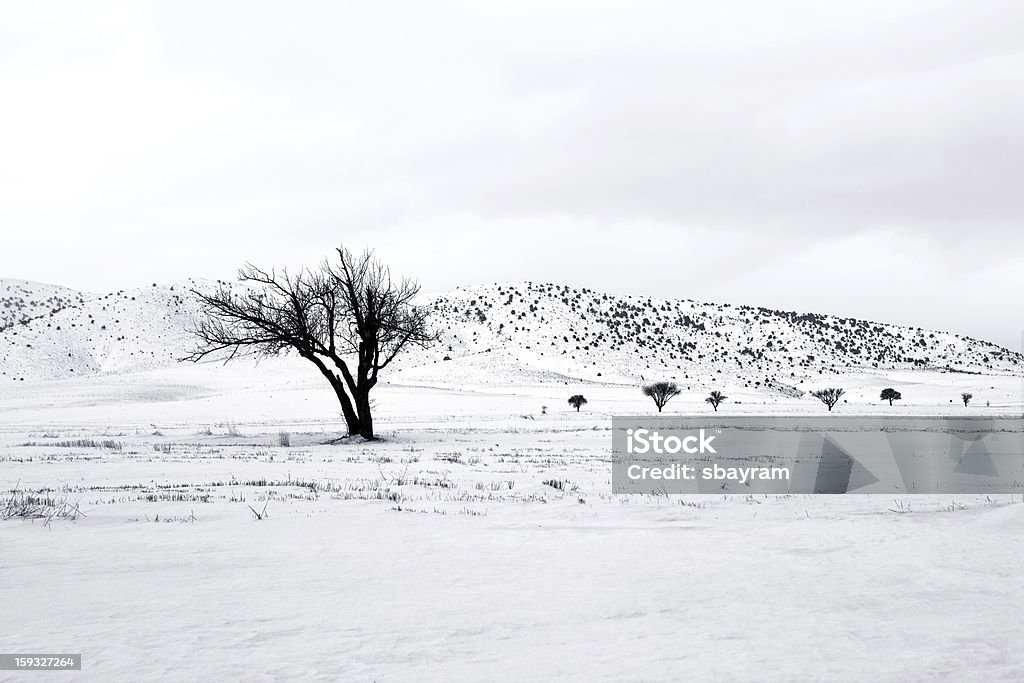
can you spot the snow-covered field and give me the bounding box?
[2,361,1023,681]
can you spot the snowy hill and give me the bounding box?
[394,282,1023,389]
[0,279,1020,389]
[0,279,84,331]
[0,280,205,382]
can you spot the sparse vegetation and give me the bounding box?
[248,500,269,520]
[19,438,123,451]
[2,485,82,525]
[962,392,973,407]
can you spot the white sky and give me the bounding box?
[1,1,1022,348]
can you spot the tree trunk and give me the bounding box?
[353,389,374,439]
[340,391,364,436]
[307,354,362,436]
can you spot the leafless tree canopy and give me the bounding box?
[810,387,846,412]
[642,381,681,413]
[961,392,973,407]
[184,247,436,438]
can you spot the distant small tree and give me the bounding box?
[810,387,846,412]
[880,388,902,406]
[643,381,681,413]
[568,395,587,412]
[961,392,973,407]
[705,390,727,412]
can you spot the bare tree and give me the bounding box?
[810,387,846,412]
[184,247,436,439]
[880,388,902,406]
[643,381,681,413]
[568,394,587,412]
[705,390,727,412]
[961,392,973,407]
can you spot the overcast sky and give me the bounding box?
[2,1,1022,348]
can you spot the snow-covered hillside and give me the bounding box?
[397,282,1023,389]
[0,279,84,331]
[0,280,205,381]
[1,279,1021,388]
